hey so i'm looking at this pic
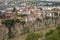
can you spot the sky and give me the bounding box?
[0,0,60,2]
[41,0,60,1]
[20,0,60,1]
[27,0,59,1]
[19,0,60,2]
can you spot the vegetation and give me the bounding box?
[25,32,43,40]
[45,29,54,37]
[13,7,16,12]
[45,25,60,40]
[17,14,27,17]
[45,31,60,40]
[56,25,60,30]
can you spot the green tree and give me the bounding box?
[13,7,16,12]
[17,14,27,17]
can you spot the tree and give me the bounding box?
[2,19,16,38]
[17,14,27,17]
[39,7,43,10]
[13,7,16,12]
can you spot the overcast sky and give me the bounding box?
[35,0,60,1]
[19,0,60,2]
[0,0,60,2]
[41,0,60,1]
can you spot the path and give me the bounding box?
[10,27,56,40]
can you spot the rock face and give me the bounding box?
[0,23,23,40]
[0,16,59,40]
[0,25,8,40]
[11,23,23,37]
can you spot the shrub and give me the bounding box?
[25,32,43,40]
[45,29,54,37]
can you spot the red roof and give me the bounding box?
[5,14,12,17]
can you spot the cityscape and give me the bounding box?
[0,0,60,40]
